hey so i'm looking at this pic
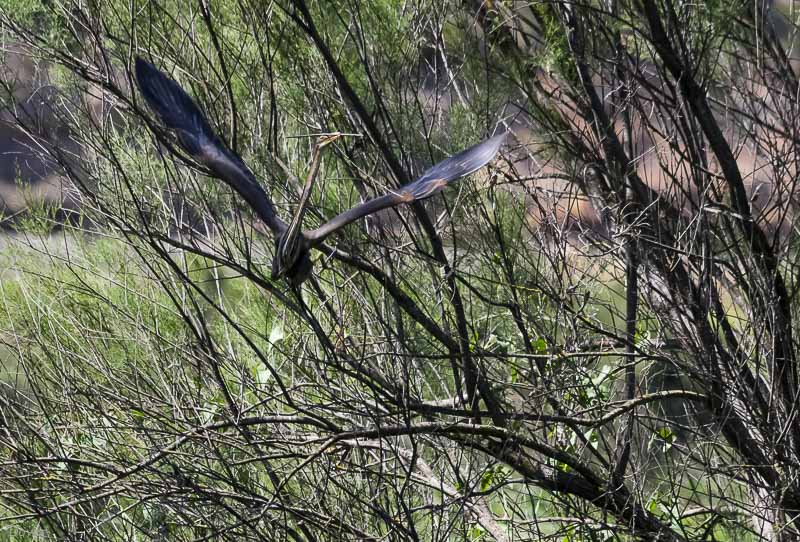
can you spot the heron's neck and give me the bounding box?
[283,144,323,249]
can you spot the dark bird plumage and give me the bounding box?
[134,57,506,286]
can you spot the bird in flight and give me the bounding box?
[134,57,506,286]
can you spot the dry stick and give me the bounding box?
[610,0,638,493]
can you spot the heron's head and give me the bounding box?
[271,232,313,286]
[316,132,343,149]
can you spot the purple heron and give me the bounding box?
[134,57,506,285]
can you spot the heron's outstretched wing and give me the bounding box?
[134,57,287,235]
[306,131,507,244]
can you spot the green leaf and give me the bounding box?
[480,469,494,492]
[657,427,675,441]
[269,323,284,344]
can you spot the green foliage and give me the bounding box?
[0,0,787,539]
[531,3,577,81]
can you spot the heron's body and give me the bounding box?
[273,231,312,285]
